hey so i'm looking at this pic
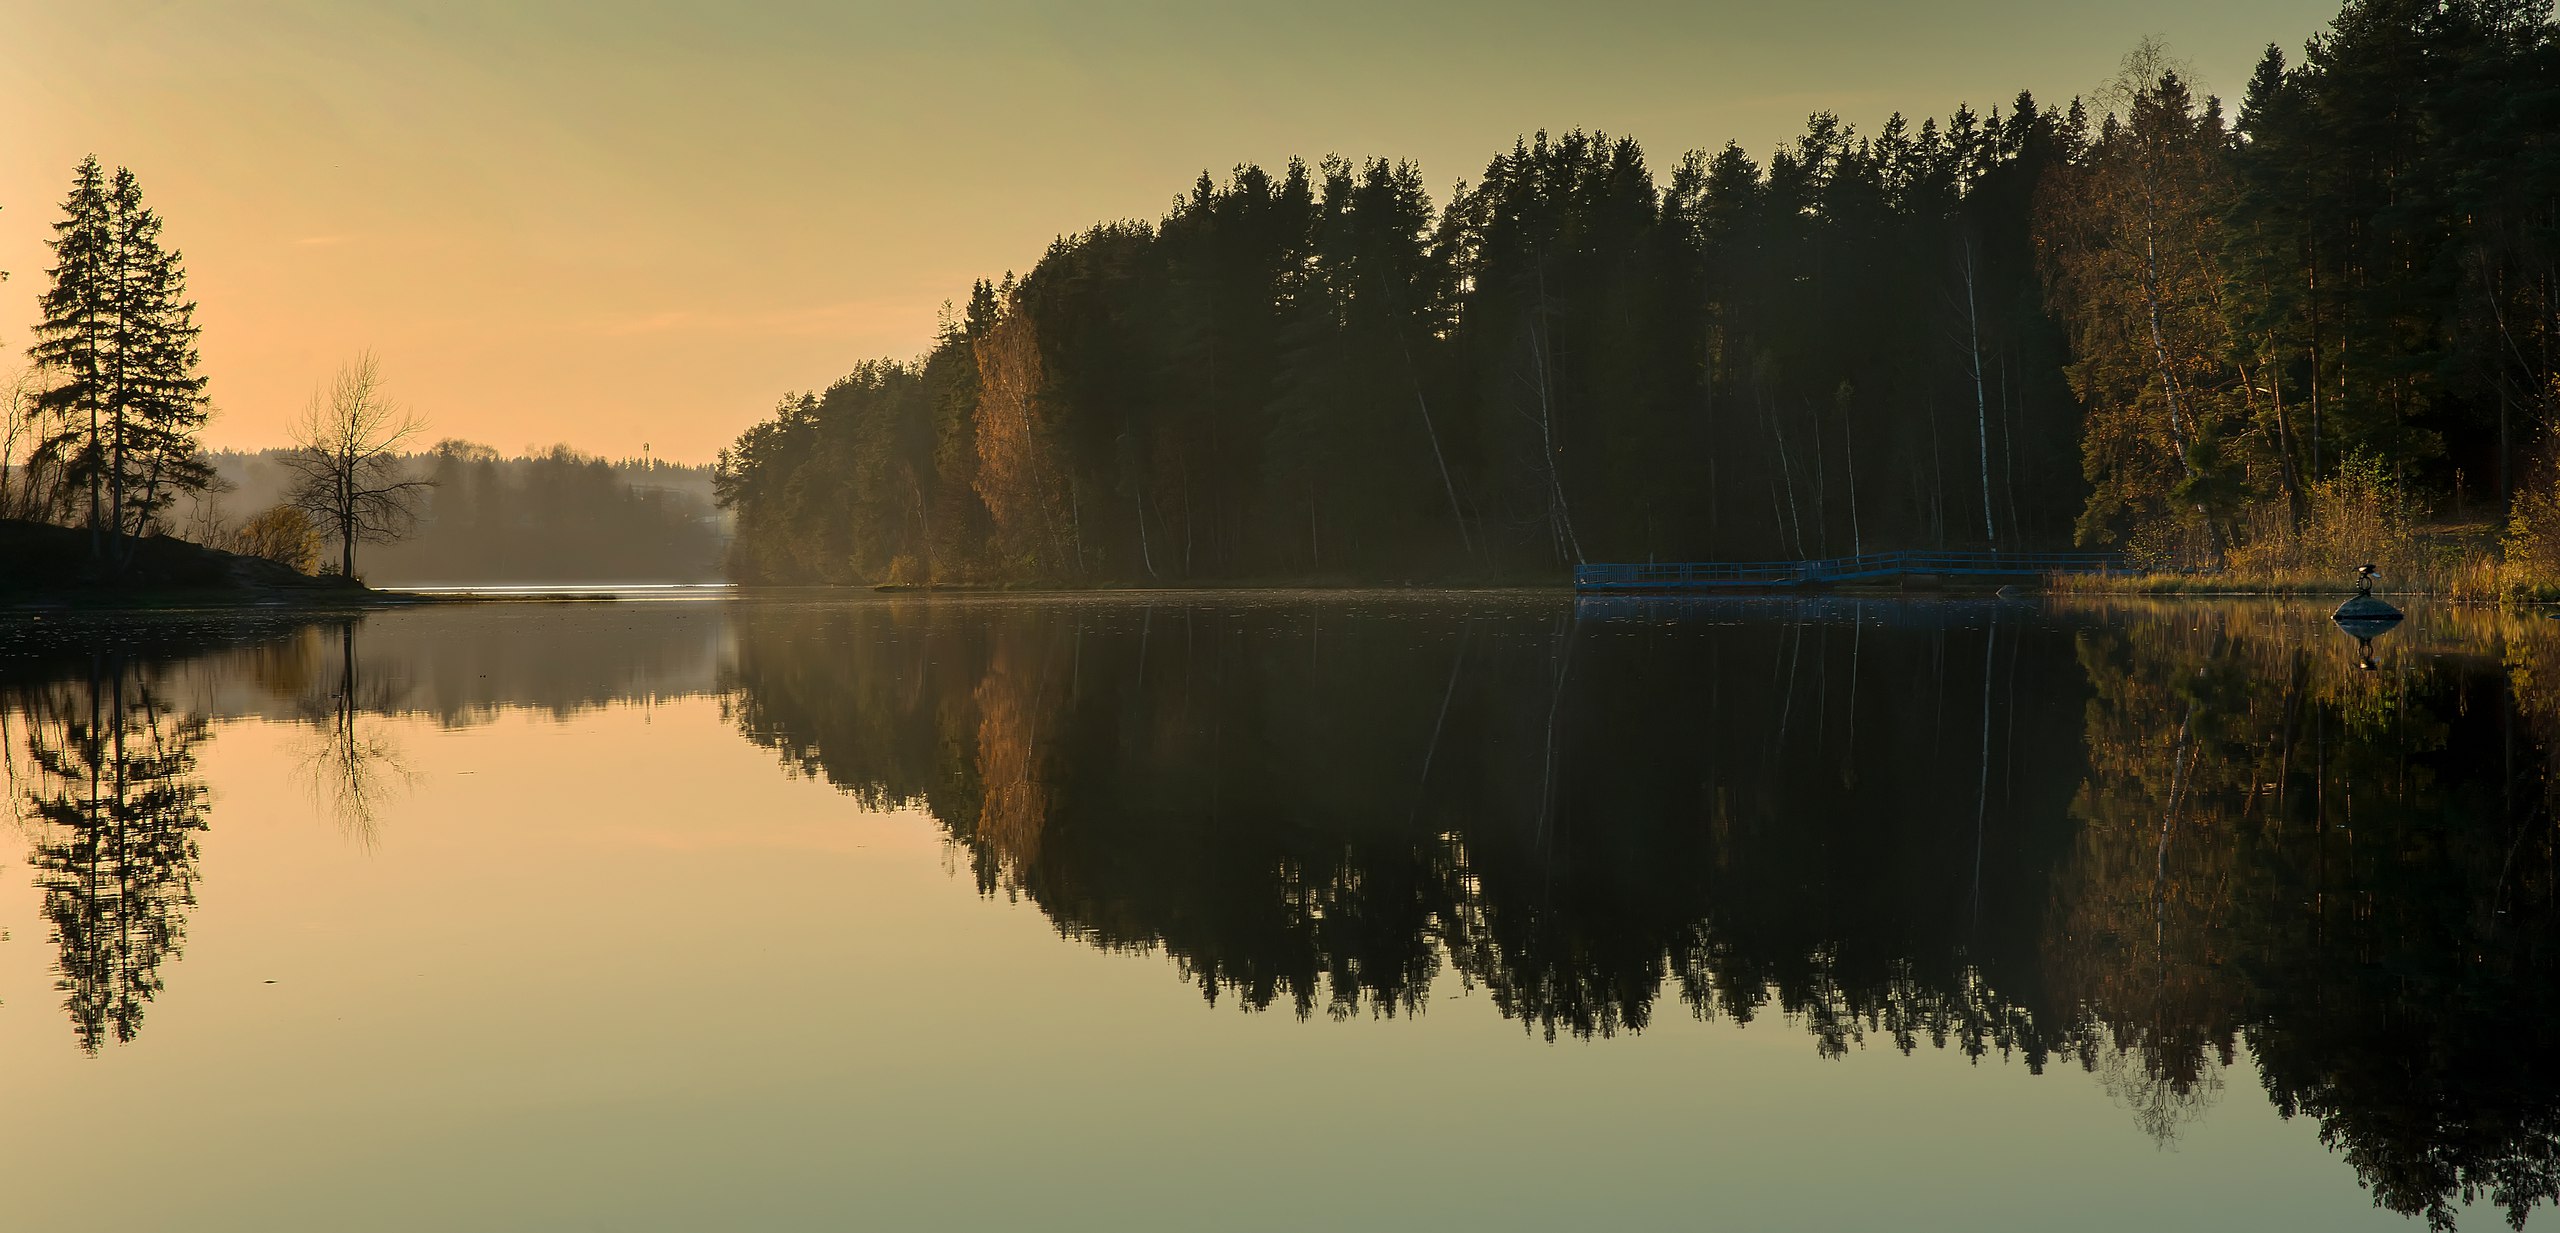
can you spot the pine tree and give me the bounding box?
[29,156,114,552]
[118,187,212,544]
[25,158,212,562]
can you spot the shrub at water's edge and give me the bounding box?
[2499,462,2560,601]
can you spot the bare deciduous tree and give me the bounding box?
[298,621,412,846]
[281,352,429,581]
[0,365,42,521]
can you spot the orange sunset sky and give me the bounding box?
[3,0,2337,464]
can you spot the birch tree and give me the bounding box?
[2036,46,2246,558]
[971,301,1073,575]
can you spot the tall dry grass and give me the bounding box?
[2064,454,2505,600]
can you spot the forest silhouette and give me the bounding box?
[715,0,2560,588]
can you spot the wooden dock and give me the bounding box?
[1573,549,2131,592]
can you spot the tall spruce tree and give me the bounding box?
[30,157,113,551]
[114,172,212,544]
[26,158,211,563]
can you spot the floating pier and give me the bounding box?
[1573,549,2132,592]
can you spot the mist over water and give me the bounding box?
[0,596,2552,1231]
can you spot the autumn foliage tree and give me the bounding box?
[233,504,321,573]
[2036,51,2247,564]
[971,301,1073,576]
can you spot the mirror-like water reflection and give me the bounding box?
[0,597,2551,1231]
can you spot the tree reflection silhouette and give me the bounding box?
[14,655,212,1053]
[0,609,669,1055]
[726,598,2560,1230]
[296,620,413,843]
[1,615,331,1052]
[2049,603,2559,1229]
[5,598,2545,1224]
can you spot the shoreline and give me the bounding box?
[5,578,2531,612]
[0,587,476,614]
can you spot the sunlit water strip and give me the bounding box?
[391,582,738,600]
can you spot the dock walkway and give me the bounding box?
[1573,549,2130,591]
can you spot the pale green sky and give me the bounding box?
[1,0,2339,462]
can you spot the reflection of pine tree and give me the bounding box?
[18,660,211,1053]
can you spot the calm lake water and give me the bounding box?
[0,594,2552,1231]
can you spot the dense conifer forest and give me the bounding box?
[715,0,2560,587]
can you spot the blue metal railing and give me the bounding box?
[1573,550,2131,591]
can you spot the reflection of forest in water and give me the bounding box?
[6,599,2560,1228]
[726,597,2560,1232]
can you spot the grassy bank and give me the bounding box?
[2051,555,2504,602]
[2055,457,2550,603]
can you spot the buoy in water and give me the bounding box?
[2332,565,2402,670]
[2333,563,2403,625]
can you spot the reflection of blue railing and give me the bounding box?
[1573,550,2133,591]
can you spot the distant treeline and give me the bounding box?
[716,0,2560,585]
[182,445,725,583]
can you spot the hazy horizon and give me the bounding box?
[2,0,2335,464]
